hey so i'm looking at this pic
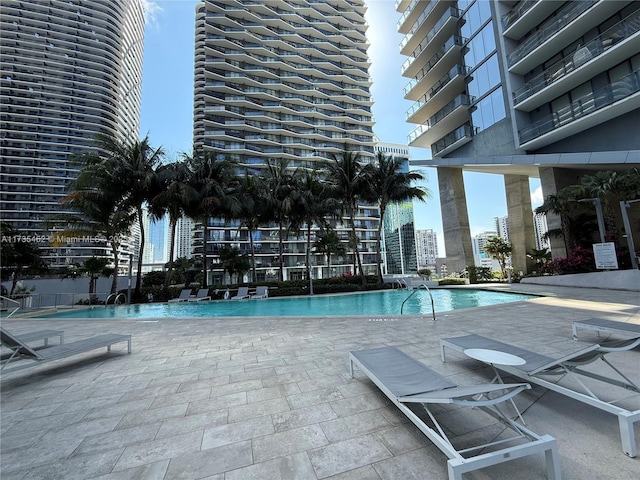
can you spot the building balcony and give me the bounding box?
[507,0,624,75]
[431,124,477,156]
[502,0,560,41]
[406,65,470,123]
[399,1,453,55]
[400,7,461,78]
[518,70,640,149]
[407,94,473,148]
[397,0,424,34]
[513,14,640,111]
[403,35,466,100]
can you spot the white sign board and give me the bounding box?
[593,242,618,270]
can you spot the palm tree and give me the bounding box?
[325,146,370,283]
[184,148,238,287]
[312,229,346,276]
[218,246,250,284]
[290,167,332,294]
[0,222,48,295]
[234,169,267,283]
[364,152,429,284]
[149,160,198,289]
[263,158,300,282]
[483,237,512,279]
[60,165,136,294]
[75,133,165,299]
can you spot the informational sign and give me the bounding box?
[593,242,618,270]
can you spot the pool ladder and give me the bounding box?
[400,284,436,321]
[105,293,127,307]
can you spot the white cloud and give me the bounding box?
[531,185,544,208]
[141,0,163,27]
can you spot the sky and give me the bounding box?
[139,0,544,255]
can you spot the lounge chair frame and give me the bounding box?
[14,329,64,346]
[1,327,131,375]
[251,286,268,299]
[572,317,640,340]
[440,334,640,457]
[168,289,193,303]
[350,347,561,480]
[188,289,211,302]
[231,286,250,300]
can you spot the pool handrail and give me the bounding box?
[400,284,436,321]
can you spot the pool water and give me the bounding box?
[38,289,534,319]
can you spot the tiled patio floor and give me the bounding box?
[1,283,639,479]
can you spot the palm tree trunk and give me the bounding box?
[249,228,256,283]
[278,221,285,281]
[350,210,364,284]
[202,217,209,288]
[164,217,178,289]
[376,204,386,285]
[306,223,314,295]
[135,206,145,299]
[110,245,119,294]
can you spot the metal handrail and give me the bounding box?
[105,293,126,306]
[400,284,436,321]
[0,296,20,318]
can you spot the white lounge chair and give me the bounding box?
[188,289,211,302]
[1,327,131,374]
[231,286,250,300]
[168,289,192,303]
[440,334,640,457]
[572,317,640,340]
[251,286,268,299]
[349,346,560,480]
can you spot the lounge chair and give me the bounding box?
[0,329,65,363]
[440,334,640,457]
[349,346,561,480]
[251,286,268,299]
[13,329,64,347]
[0,327,131,375]
[572,317,640,340]
[231,286,250,300]
[168,289,192,303]
[188,289,211,302]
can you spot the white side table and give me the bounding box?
[464,348,527,423]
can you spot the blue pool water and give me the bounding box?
[38,289,534,319]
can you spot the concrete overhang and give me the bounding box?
[410,150,640,178]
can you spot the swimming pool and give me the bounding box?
[37,289,535,319]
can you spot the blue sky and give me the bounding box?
[140,0,543,255]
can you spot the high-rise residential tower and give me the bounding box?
[399,0,640,273]
[415,228,439,267]
[192,0,376,283]
[375,141,418,276]
[1,0,145,271]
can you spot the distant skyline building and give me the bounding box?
[0,0,145,271]
[192,0,376,283]
[375,140,418,276]
[175,215,194,260]
[415,228,439,267]
[402,0,640,274]
[533,212,550,251]
[494,215,509,241]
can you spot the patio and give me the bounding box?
[1,283,639,479]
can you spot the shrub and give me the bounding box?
[438,278,466,286]
[549,246,596,275]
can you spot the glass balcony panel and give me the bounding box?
[519,69,640,144]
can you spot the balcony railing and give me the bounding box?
[399,0,440,51]
[519,70,640,144]
[508,0,597,67]
[513,11,640,106]
[432,125,477,156]
[502,0,538,31]
[403,35,466,96]
[406,65,470,119]
[401,7,461,75]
